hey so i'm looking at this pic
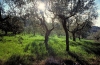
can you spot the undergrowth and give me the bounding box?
[0,34,100,64]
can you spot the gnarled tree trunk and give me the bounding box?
[62,19,69,51]
[44,28,54,50]
[65,30,69,51]
[44,30,50,50]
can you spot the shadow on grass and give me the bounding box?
[68,51,89,65]
[4,54,34,65]
[82,46,100,55]
[33,39,57,57]
[70,41,82,46]
[0,34,16,36]
[46,46,57,57]
[0,60,3,65]
[84,41,100,46]
[24,41,48,60]
[69,40,100,64]
[81,41,100,55]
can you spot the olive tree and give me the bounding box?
[5,0,56,49]
[47,0,96,51]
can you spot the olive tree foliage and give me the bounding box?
[0,0,26,35]
[27,0,56,49]
[0,1,12,35]
[4,0,57,50]
[4,0,35,34]
[68,16,86,41]
[46,0,97,51]
[69,10,96,41]
[75,7,97,40]
[75,20,93,40]
[33,2,56,50]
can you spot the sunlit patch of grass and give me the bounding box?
[0,34,38,61]
[0,42,24,61]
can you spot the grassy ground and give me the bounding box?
[0,34,100,65]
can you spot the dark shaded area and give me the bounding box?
[69,40,100,64]
[47,46,57,57]
[0,34,16,37]
[81,41,100,55]
[45,57,61,65]
[0,60,3,65]
[70,41,82,46]
[71,40,100,55]
[5,54,34,65]
[45,57,78,65]
[0,15,24,36]
[63,59,76,65]
[0,21,19,35]
[68,51,89,65]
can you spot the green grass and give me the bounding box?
[0,34,100,64]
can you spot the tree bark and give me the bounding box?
[78,31,81,41]
[78,36,81,41]
[65,30,69,51]
[5,30,7,35]
[62,19,69,51]
[36,14,54,50]
[72,32,76,41]
[44,30,50,50]
[33,31,35,36]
